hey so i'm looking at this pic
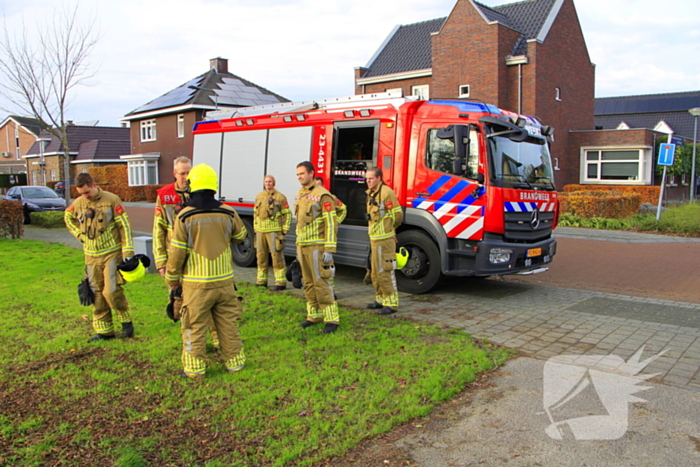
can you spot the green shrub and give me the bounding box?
[32,211,66,228]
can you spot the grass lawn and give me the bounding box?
[0,238,512,467]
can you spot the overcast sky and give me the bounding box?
[1,0,699,127]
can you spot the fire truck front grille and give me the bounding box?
[504,211,554,242]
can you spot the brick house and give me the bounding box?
[24,124,130,186]
[589,91,700,199]
[356,0,595,188]
[119,57,288,186]
[0,116,44,176]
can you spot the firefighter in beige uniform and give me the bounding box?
[165,164,247,380]
[295,161,340,333]
[365,167,403,315]
[254,175,291,291]
[65,173,135,341]
[315,176,346,293]
[153,157,220,347]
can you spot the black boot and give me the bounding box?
[322,323,339,333]
[122,322,134,338]
[378,306,397,315]
[88,333,115,342]
[366,302,383,309]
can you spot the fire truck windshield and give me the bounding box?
[488,135,555,190]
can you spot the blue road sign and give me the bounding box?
[658,143,676,166]
[671,135,684,147]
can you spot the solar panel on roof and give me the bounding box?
[130,76,203,114]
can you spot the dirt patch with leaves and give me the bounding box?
[0,348,252,467]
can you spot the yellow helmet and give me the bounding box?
[396,247,409,270]
[117,254,151,283]
[188,163,218,192]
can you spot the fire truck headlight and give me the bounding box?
[489,248,513,264]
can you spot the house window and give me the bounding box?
[412,85,429,100]
[583,148,650,184]
[555,88,561,101]
[140,119,157,142]
[127,160,159,186]
[177,114,185,138]
[459,85,470,98]
[50,170,56,181]
[385,87,402,95]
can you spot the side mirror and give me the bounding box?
[476,173,485,184]
[437,125,470,159]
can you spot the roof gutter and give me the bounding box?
[357,68,432,86]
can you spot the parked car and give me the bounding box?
[54,180,74,197]
[4,185,67,224]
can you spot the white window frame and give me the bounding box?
[412,85,429,101]
[177,114,185,138]
[385,87,402,95]
[580,146,652,185]
[121,153,160,186]
[50,169,57,181]
[140,119,157,142]
[555,87,561,101]
[459,85,470,98]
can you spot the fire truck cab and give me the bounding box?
[192,92,558,293]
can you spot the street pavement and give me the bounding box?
[20,213,700,466]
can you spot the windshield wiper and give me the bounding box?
[507,174,534,190]
[530,177,556,190]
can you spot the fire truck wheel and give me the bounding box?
[396,230,441,294]
[232,217,256,268]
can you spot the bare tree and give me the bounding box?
[0,3,99,201]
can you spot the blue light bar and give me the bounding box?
[427,100,490,113]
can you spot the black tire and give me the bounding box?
[232,217,256,267]
[396,230,441,294]
[23,209,31,225]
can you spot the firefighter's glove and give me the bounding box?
[322,252,333,265]
[166,286,183,322]
[287,259,303,289]
[78,277,94,306]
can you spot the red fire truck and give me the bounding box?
[191,92,558,293]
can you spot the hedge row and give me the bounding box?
[562,184,659,205]
[559,191,642,219]
[91,165,128,186]
[70,184,166,202]
[0,200,24,238]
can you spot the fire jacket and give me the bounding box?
[333,195,347,225]
[153,183,190,270]
[294,184,337,252]
[366,182,403,241]
[253,189,291,233]
[65,188,134,258]
[165,198,247,289]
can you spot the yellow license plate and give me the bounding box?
[527,248,542,258]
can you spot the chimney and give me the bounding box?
[210,57,228,74]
